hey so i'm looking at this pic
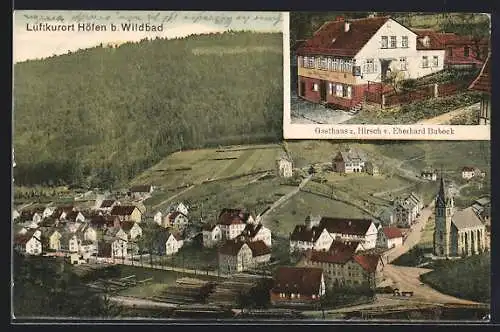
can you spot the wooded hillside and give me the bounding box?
[13,31,283,188]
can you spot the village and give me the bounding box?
[290,14,491,125]
[12,141,491,319]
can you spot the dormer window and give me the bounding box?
[422,36,431,48]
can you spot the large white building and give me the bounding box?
[318,217,378,250]
[296,16,445,110]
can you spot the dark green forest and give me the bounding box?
[12,253,122,318]
[13,31,283,189]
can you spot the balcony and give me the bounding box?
[298,67,357,85]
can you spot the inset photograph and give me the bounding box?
[285,12,491,140]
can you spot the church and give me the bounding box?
[433,177,486,257]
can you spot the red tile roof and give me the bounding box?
[240,223,264,239]
[247,240,271,257]
[121,220,137,232]
[469,54,491,94]
[462,166,475,172]
[218,208,250,225]
[290,225,325,242]
[202,223,218,231]
[382,227,403,239]
[110,205,139,216]
[297,16,391,57]
[319,217,373,236]
[272,267,324,296]
[100,200,116,208]
[414,29,489,51]
[307,240,359,264]
[353,254,382,273]
[218,239,247,256]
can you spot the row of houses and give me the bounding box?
[290,215,404,253]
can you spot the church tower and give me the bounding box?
[433,176,454,257]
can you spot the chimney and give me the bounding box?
[344,21,350,33]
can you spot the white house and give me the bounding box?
[332,149,367,174]
[218,239,271,273]
[289,225,333,253]
[202,224,223,248]
[169,202,189,216]
[217,208,252,240]
[121,221,142,241]
[14,229,42,255]
[60,233,82,253]
[154,211,164,225]
[42,206,55,219]
[277,156,293,178]
[319,217,378,250]
[377,227,404,249]
[79,240,97,259]
[394,193,423,227]
[239,223,272,248]
[421,169,438,181]
[165,232,184,255]
[462,166,475,180]
[111,238,128,258]
[296,16,445,111]
[167,211,189,231]
[12,209,20,221]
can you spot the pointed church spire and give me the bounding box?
[436,174,446,206]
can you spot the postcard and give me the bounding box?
[283,12,491,140]
[12,10,490,323]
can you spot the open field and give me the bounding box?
[164,175,297,223]
[132,143,284,191]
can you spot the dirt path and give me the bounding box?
[152,185,195,210]
[259,175,312,224]
[109,295,178,309]
[416,102,480,125]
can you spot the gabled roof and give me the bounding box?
[247,240,271,257]
[218,208,250,225]
[319,217,373,236]
[240,223,264,238]
[297,16,393,57]
[272,267,323,296]
[290,225,325,242]
[452,207,484,230]
[475,197,490,207]
[381,226,403,239]
[307,240,359,264]
[14,230,40,245]
[469,54,490,94]
[202,223,219,232]
[353,254,382,272]
[121,220,138,233]
[89,215,118,228]
[462,166,475,172]
[168,211,187,221]
[334,148,367,163]
[100,199,116,208]
[218,239,248,256]
[110,205,139,216]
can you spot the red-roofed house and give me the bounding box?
[469,54,491,125]
[270,267,326,305]
[296,16,444,111]
[218,238,271,273]
[377,227,404,249]
[110,205,142,223]
[319,217,378,250]
[300,243,384,288]
[414,29,489,68]
[166,211,189,231]
[217,208,254,240]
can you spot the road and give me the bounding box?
[379,200,483,306]
[109,295,178,309]
[416,102,480,125]
[384,201,434,264]
[290,92,354,125]
[259,175,312,224]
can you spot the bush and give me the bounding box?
[401,79,417,91]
